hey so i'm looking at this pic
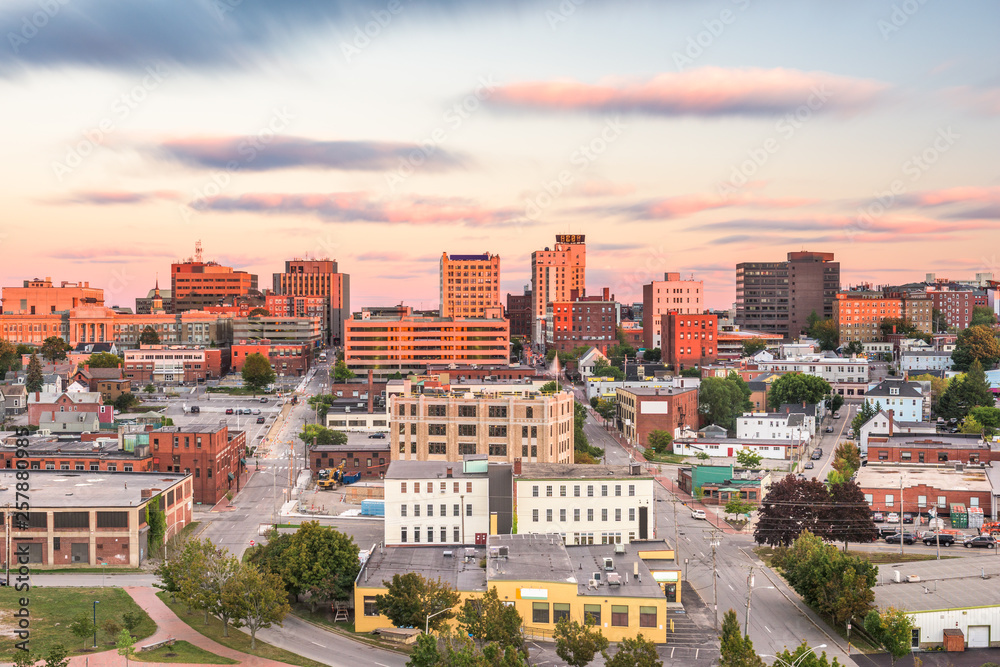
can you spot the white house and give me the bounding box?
[754,355,869,396]
[585,376,700,402]
[672,436,801,460]
[577,347,609,378]
[736,412,811,443]
[776,403,825,435]
[864,378,926,424]
[900,351,953,373]
[856,409,936,457]
[513,462,655,545]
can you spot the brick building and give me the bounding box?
[866,433,999,465]
[834,290,933,343]
[506,289,532,339]
[28,392,114,427]
[310,442,391,479]
[856,464,994,518]
[545,288,619,354]
[440,253,501,319]
[231,341,313,377]
[660,312,718,368]
[0,470,191,568]
[149,425,246,505]
[614,386,698,447]
[926,284,988,330]
[171,250,258,313]
[271,259,351,345]
[71,366,131,402]
[0,436,154,472]
[531,235,586,345]
[123,345,224,384]
[642,272,704,349]
[0,277,104,314]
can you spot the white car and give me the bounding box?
[886,512,900,524]
[691,509,706,520]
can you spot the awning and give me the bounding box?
[227,473,234,481]
[240,458,247,466]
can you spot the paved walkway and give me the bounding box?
[66,587,292,667]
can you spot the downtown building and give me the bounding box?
[545,288,620,354]
[530,235,586,346]
[735,251,840,340]
[171,248,258,313]
[440,252,501,318]
[271,259,351,346]
[834,288,933,343]
[642,272,704,349]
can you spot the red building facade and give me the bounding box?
[310,443,391,479]
[149,426,245,505]
[231,342,313,377]
[546,288,618,354]
[661,312,718,368]
[123,346,224,383]
[28,393,114,426]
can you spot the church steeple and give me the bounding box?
[152,274,164,313]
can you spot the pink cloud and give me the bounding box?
[944,86,1000,115]
[488,67,889,116]
[900,186,1000,207]
[575,192,816,220]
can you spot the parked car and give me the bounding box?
[811,449,822,460]
[964,535,997,549]
[796,473,807,480]
[225,408,234,415]
[872,512,885,523]
[260,397,269,403]
[189,406,200,413]
[825,426,834,433]
[691,509,706,520]
[878,526,899,538]
[902,513,914,524]
[804,461,814,469]
[368,432,386,439]
[253,409,261,415]
[833,412,841,419]
[886,512,900,524]
[256,417,265,424]
[922,533,955,546]
[885,532,917,545]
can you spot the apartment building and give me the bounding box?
[440,253,501,319]
[506,288,532,339]
[926,284,987,330]
[642,272,704,349]
[148,425,245,504]
[513,462,654,545]
[614,386,698,446]
[28,391,113,427]
[531,235,586,344]
[864,378,927,423]
[0,437,154,472]
[545,288,620,354]
[661,312,718,368]
[171,255,258,313]
[389,381,575,464]
[123,345,224,383]
[310,442,391,480]
[754,356,870,396]
[231,341,313,377]
[232,316,322,347]
[0,277,104,314]
[271,259,351,345]
[834,290,933,343]
[735,412,811,442]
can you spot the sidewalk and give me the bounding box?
[66,587,292,667]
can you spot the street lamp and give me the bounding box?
[760,644,826,667]
[93,600,100,647]
[425,607,450,635]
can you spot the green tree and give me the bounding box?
[589,396,599,409]
[40,336,71,362]
[808,319,839,351]
[241,352,276,394]
[116,628,135,667]
[114,393,140,412]
[832,441,861,479]
[741,338,768,357]
[102,618,122,644]
[458,587,524,651]
[25,353,43,393]
[843,340,864,356]
[911,373,948,413]
[86,352,122,368]
[827,393,844,415]
[602,634,662,667]
[121,612,142,636]
[959,415,984,434]
[223,564,291,650]
[138,325,160,345]
[827,480,878,550]
[540,381,559,393]
[11,649,36,667]
[278,521,360,600]
[374,572,461,632]
[387,371,405,380]
[774,643,843,667]
[595,398,616,422]
[69,613,96,650]
[971,306,997,327]
[592,359,624,380]
[407,633,441,667]
[643,347,661,362]
[554,617,609,667]
[720,609,765,666]
[767,372,831,409]
[647,430,673,454]
[0,339,18,376]
[971,405,1000,436]
[510,338,524,359]
[864,607,914,667]
[248,307,270,317]
[247,529,294,577]
[962,358,995,410]
[331,360,355,382]
[43,645,69,667]
[952,324,1000,371]
[299,424,348,447]
[175,539,222,624]
[754,475,834,547]
[932,307,948,332]
[143,383,156,393]
[724,497,753,520]
[879,317,926,341]
[736,449,762,469]
[699,376,749,432]
[680,367,701,377]
[851,401,877,437]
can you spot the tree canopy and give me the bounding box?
[299,424,348,447]
[952,324,1000,371]
[808,319,839,351]
[40,336,71,362]
[555,617,608,667]
[741,338,768,357]
[0,340,18,376]
[843,340,864,356]
[601,634,662,667]
[938,359,994,420]
[25,353,43,393]
[642,347,661,362]
[766,372,831,409]
[138,325,160,345]
[698,373,752,431]
[754,475,875,549]
[457,587,524,652]
[241,353,276,393]
[375,572,460,632]
[331,360,355,382]
[592,358,624,380]
[970,306,997,327]
[86,352,122,368]
[864,608,914,667]
[720,608,765,667]
[275,521,360,601]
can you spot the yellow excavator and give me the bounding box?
[317,463,345,490]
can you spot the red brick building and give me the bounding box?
[661,312,718,369]
[123,346,225,384]
[0,438,154,472]
[310,442,391,479]
[856,465,993,517]
[231,341,313,377]
[71,366,131,402]
[546,288,619,354]
[506,290,532,339]
[866,433,999,465]
[424,365,539,381]
[149,425,245,505]
[614,386,699,447]
[925,284,988,330]
[28,392,114,426]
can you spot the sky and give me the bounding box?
[1,0,999,312]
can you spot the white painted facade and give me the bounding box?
[857,411,939,456]
[910,608,1000,648]
[901,352,953,372]
[585,377,700,401]
[514,476,654,545]
[383,472,490,546]
[672,438,796,460]
[736,413,811,443]
[755,356,869,385]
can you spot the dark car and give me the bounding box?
[189,406,200,413]
[256,417,265,424]
[804,461,814,469]
[964,535,997,549]
[902,513,914,524]
[225,408,234,415]
[260,397,269,403]
[368,432,386,439]
[922,533,955,546]
[885,532,917,545]
[878,526,899,538]
[811,449,822,460]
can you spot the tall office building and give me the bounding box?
[272,259,350,346]
[1,277,104,315]
[642,272,704,349]
[171,244,257,313]
[530,235,586,346]
[439,252,501,318]
[735,251,840,340]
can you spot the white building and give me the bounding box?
[779,343,815,359]
[736,412,811,444]
[754,355,869,396]
[383,458,505,547]
[856,410,936,457]
[900,351,953,373]
[585,376,700,402]
[513,462,654,545]
[864,378,926,423]
[862,341,893,358]
[672,436,800,460]
[576,347,609,378]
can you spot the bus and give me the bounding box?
[319,351,328,362]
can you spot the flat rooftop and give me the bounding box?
[874,558,1000,612]
[0,439,146,459]
[871,434,994,450]
[385,460,502,479]
[616,387,695,396]
[516,463,651,480]
[313,442,391,453]
[0,470,188,508]
[855,465,993,493]
[358,545,488,593]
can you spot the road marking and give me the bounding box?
[727,583,734,591]
[765,625,771,633]
[311,641,323,646]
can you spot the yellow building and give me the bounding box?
[354,533,680,644]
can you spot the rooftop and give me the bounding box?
[312,442,391,453]
[869,433,992,449]
[385,460,503,480]
[0,470,188,508]
[675,436,801,446]
[516,463,651,480]
[357,545,488,593]
[855,464,993,493]
[866,378,924,399]
[873,558,1000,613]
[616,386,695,397]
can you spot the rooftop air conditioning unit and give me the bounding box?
[587,579,598,590]
[443,550,453,557]
[614,543,625,554]
[604,557,614,571]
[607,573,622,586]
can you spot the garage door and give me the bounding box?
[969,625,990,648]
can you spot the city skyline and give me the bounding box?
[2,0,998,309]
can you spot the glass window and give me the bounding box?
[400,505,407,517]
[553,603,570,624]
[601,485,608,497]
[584,605,601,626]
[364,596,379,616]
[532,602,549,624]
[611,605,628,627]
[546,509,553,522]
[533,509,539,522]
[532,485,539,497]
[574,485,580,497]
[400,527,407,543]
[639,606,657,628]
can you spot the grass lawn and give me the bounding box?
[644,451,688,464]
[753,545,943,567]
[134,640,238,664]
[29,567,143,575]
[155,591,325,667]
[0,587,156,658]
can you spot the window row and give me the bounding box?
[532,508,635,523]
[531,483,635,498]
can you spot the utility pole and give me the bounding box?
[673,498,680,573]
[705,527,721,631]
[4,502,10,584]
[744,566,755,637]
[899,474,904,557]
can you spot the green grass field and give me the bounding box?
[133,640,238,664]
[155,591,325,667]
[0,587,156,658]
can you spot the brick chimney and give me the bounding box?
[367,369,374,413]
[446,466,453,478]
[513,457,522,475]
[888,409,894,436]
[140,489,152,499]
